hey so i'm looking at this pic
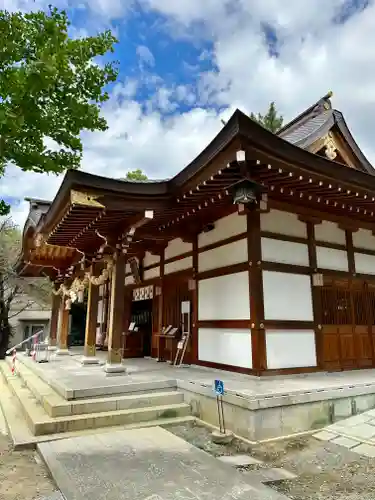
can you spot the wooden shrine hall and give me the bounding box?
[18,92,375,376]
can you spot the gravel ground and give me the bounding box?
[0,434,57,500]
[166,421,375,500]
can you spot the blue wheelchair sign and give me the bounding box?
[214,379,224,396]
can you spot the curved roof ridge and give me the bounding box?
[278,91,333,137]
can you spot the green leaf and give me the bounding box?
[0,5,118,207]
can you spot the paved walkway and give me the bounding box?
[314,409,375,457]
[38,426,290,499]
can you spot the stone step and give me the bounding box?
[7,360,184,417]
[11,355,177,400]
[1,365,191,437]
[0,365,194,449]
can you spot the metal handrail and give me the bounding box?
[6,328,45,355]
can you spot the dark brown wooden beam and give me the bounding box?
[248,210,266,374]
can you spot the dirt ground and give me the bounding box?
[167,421,375,500]
[0,434,57,500]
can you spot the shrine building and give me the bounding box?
[18,92,375,376]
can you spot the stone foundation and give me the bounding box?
[179,381,375,441]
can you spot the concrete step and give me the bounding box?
[7,360,184,417]
[1,367,191,436]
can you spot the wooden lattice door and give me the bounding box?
[317,278,375,371]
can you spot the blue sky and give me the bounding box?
[2,0,375,227]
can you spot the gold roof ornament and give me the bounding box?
[70,190,104,208]
[34,232,45,248]
[323,132,337,160]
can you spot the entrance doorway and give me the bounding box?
[317,277,375,371]
[69,301,87,347]
[124,298,153,357]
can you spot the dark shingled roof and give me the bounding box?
[278,92,374,175]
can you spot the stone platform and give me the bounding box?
[4,349,375,443]
[38,426,290,500]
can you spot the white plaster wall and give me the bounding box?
[144,266,160,280]
[199,239,247,272]
[315,221,346,245]
[198,328,252,368]
[353,229,375,251]
[97,297,103,324]
[165,238,192,260]
[260,210,307,238]
[263,271,313,321]
[266,330,317,369]
[164,256,192,275]
[198,212,247,248]
[316,246,348,271]
[198,272,250,320]
[354,253,375,275]
[261,238,309,267]
[125,275,135,286]
[143,251,160,268]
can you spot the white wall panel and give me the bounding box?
[353,229,375,251]
[198,272,250,320]
[355,253,375,275]
[165,238,192,260]
[198,239,247,272]
[198,212,247,248]
[125,275,135,286]
[261,238,309,267]
[143,251,160,268]
[266,330,317,369]
[164,256,192,275]
[315,221,346,245]
[263,271,313,321]
[260,210,307,238]
[316,246,348,271]
[198,328,252,368]
[144,266,160,281]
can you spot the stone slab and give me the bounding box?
[0,400,8,436]
[313,430,337,441]
[352,443,375,458]
[37,491,65,500]
[218,454,264,466]
[38,426,290,500]
[331,436,359,449]
[243,467,297,483]
[344,423,375,440]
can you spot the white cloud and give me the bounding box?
[136,45,156,68]
[4,0,375,232]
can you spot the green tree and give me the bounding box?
[0,218,51,359]
[250,102,283,133]
[0,7,119,215]
[124,169,148,181]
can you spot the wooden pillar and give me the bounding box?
[247,210,266,374]
[56,297,70,355]
[306,220,323,369]
[104,252,126,373]
[49,291,60,349]
[82,263,101,364]
[345,229,356,275]
[157,249,165,361]
[191,234,199,363]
